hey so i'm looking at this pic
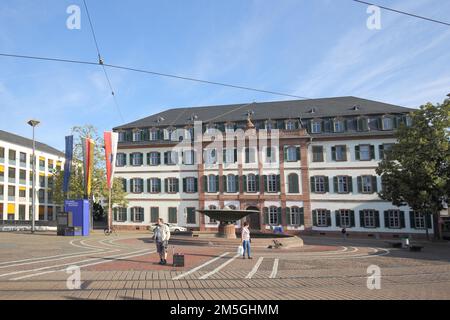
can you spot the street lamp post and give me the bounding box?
[27,120,40,234]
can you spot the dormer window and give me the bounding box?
[225,123,235,132]
[149,128,160,141]
[311,120,322,134]
[352,105,360,111]
[156,116,165,123]
[190,114,198,121]
[357,117,369,132]
[333,118,345,133]
[265,120,274,131]
[118,131,126,142]
[381,116,393,131]
[309,108,316,114]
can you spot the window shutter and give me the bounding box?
[182,178,186,193]
[242,175,247,192]
[283,147,288,161]
[357,176,362,193]
[223,150,227,164]
[324,176,329,192]
[215,175,219,193]
[400,211,406,228]
[296,147,301,161]
[355,145,360,160]
[156,179,161,192]
[384,211,389,229]
[360,211,365,228]
[263,207,269,225]
[371,176,378,193]
[350,210,355,227]
[286,207,291,225]
[130,153,134,164]
[276,175,281,192]
[326,210,332,227]
[299,208,304,226]
[194,178,198,192]
[223,175,227,193]
[203,176,208,192]
[333,177,338,193]
[263,175,268,192]
[370,145,375,160]
[426,213,432,229]
[164,152,168,165]
[335,210,341,227]
[310,176,315,193]
[129,179,134,193]
[331,146,336,161]
[409,211,416,229]
[379,145,384,160]
[255,175,260,192]
[375,211,380,228]
[164,179,168,193]
[176,179,180,193]
[312,210,317,227]
[277,207,282,225]
[156,152,161,165]
[235,175,239,192]
[234,149,238,163]
[146,153,150,165]
[347,176,353,193]
[146,179,150,193]
[245,148,250,163]
[122,179,127,192]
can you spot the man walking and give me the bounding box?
[153,218,171,265]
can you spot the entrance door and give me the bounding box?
[246,206,260,231]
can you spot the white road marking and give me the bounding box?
[245,257,264,279]
[199,254,240,280]
[172,252,230,280]
[270,259,279,278]
[11,250,156,281]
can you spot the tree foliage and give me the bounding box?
[376,98,450,237]
[53,125,128,208]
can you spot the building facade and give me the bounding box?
[113,97,434,237]
[0,130,65,222]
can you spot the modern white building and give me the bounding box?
[0,130,65,222]
[112,97,434,237]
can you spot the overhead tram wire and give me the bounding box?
[0,53,311,100]
[82,0,124,122]
[352,0,450,27]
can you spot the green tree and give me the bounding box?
[53,125,128,216]
[376,98,450,240]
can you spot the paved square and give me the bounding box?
[0,232,449,300]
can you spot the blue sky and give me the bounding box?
[0,0,449,151]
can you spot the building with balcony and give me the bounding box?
[112,96,433,237]
[0,130,64,222]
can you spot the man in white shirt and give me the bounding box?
[153,218,171,265]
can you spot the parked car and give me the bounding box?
[148,223,187,233]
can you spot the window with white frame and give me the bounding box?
[316,209,328,227]
[359,145,371,161]
[382,117,393,130]
[314,176,326,193]
[183,150,194,165]
[311,120,322,133]
[339,210,352,228]
[245,147,256,163]
[265,147,276,163]
[150,129,159,141]
[225,149,235,164]
[414,212,426,229]
[269,207,279,225]
[131,207,144,222]
[265,121,274,131]
[333,119,345,132]
[132,131,142,142]
[226,175,237,193]
[116,153,126,167]
[166,151,178,165]
[247,174,257,192]
[114,207,127,221]
[286,146,298,162]
[185,177,196,193]
[290,207,301,225]
[362,175,373,193]
[286,120,296,130]
[118,132,126,142]
[148,178,160,193]
[335,145,347,161]
[207,175,217,193]
[148,152,160,166]
[166,178,178,193]
[362,210,376,228]
[131,178,143,193]
[388,210,401,228]
[267,175,278,193]
[131,153,143,166]
[337,176,349,193]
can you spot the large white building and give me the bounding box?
[0,130,65,222]
[112,97,434,238]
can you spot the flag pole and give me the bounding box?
[108,184,112,233]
